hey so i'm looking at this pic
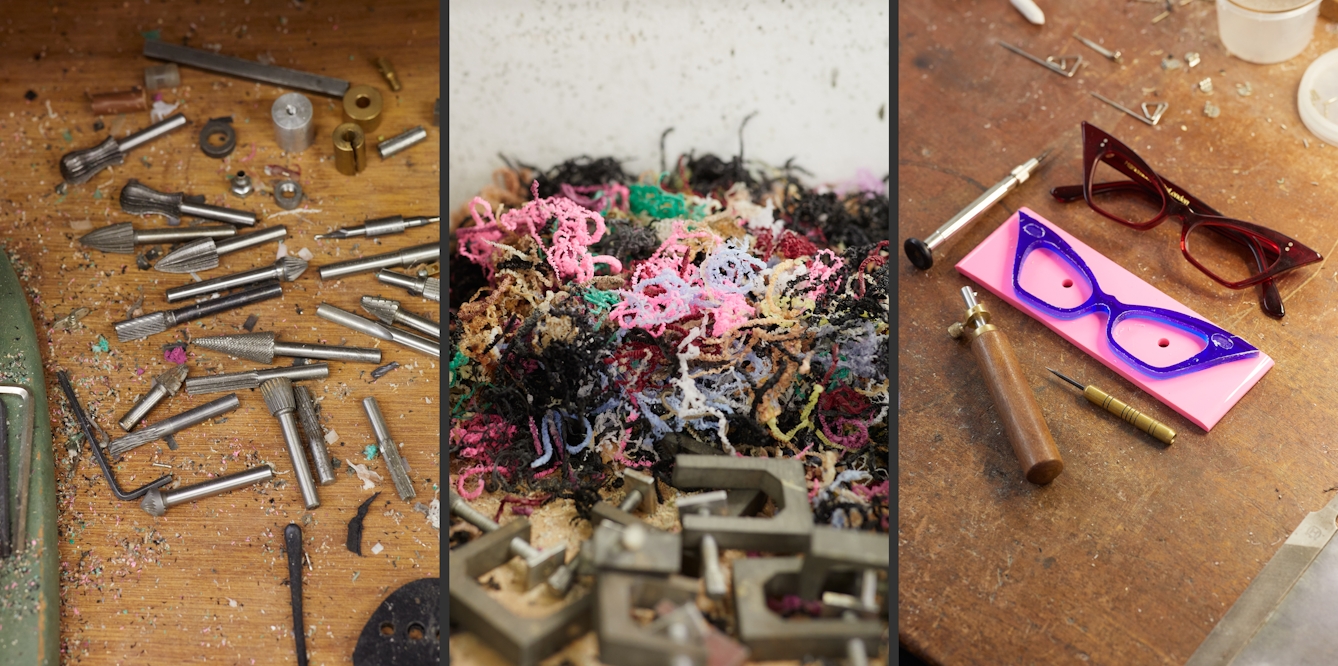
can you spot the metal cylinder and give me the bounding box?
[394,308,439,340]
[214,226,288,256]
[184,363,329,396]
[317,304,440,358]
[119,113,189,152]
[377,126,427,160]
[136,226,238,245]
[333,123,367,176]
[165,259,297,303]
[341,85,382,132]
[117,384,168,432]
[144,63,180,91]
[700,534,726,599]
[363,397,416,501]
[142,465,275,516]
[271,92,315,153]
[318,243,440,280]
[293,386,336,485]
[272,341,382,364]
[178,200,257,227]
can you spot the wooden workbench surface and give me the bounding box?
[0,1,440,664]
[899,2,1338,664]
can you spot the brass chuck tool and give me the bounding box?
[948,286,1063,485]
[1048,369,1176,445]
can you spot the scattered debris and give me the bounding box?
[1204,101,1220,118]
[24,90,36,101]
[364,444,379,461]
[1199,78,1213,93]
[1186,52,1200,68]
[348,462,382,490]
[370,542,384,555]
[370,361,399,381]
[1237,82,1253,97]
[346,492,381,555]
[242,314,259,331]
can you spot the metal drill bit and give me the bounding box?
[376,269,440,302]
[114,281,284,342]
[192,331,381,365]
[118,364,190,431]
[363,396,415,501]
[317,242,439,280]
[184,363,329,396]
[315,304,440,358]
[261,378,320,510]
[165,257,306,302]
[314,215,439,240]
[154,225,289,274]
[79,222,238,254]
[293,385,336,485]
[140,464,275,517]
[108,393,241,458]
[60,113,188,185]
[120,179,258,226]
[360,295,439,339]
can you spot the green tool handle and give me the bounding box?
[1083,386,1176,445]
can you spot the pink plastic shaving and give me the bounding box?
[165,346,188,364]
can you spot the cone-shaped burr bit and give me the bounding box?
[154,225,289,274]
[165,257,306,302]
[108,393,241,458]
[362,397,415,501]
[260,378,320,510]
[315,304,440,358]
[114,281,284,342]
[79,222,238,254]
[191,331,381,365]
[118,364,190,431]
[317,242,439,280]
[376,269,440,302]
[360,295,439,340]
[314,215,439,240]
[120,178,258,226]
[60,113,187,185]
[293,386,336,485]
[140,465,274,517]
[184,363,328,396]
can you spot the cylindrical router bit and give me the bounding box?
[293,385,336,485]
[261,378,320,510]
[316,304,440,358]
[120,179,258,226]
[154,225,288,274]
[191,331,381,365]
[271,92,316,153]
[184,363,329,396]
[376,269,440,302]
[118,364,190,431]
[60,113,188,185]
[108,393,241,458]
[165,257,306,302]
[140,464,274,517]
[318,242,439,281]
[360,295,439,339]
[314,215,439,240]
[79,222,237,254]
[341,85,383,132]
[114,281,284,342]
[333,123,367,176]
[376,126,427,160]
[363,397,415,501]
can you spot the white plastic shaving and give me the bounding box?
[371,542,384,555]
[150,99,180,122]
[348,462,382,490]
[297,247,314,261]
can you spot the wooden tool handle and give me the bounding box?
[1084,386,1176,446]
[969,327,1064,484]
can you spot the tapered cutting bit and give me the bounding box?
[261,378,320,510]
[121,179,258,226]
[317,242,439,280]
[118,364,190,431]
[60,113,187,185]
[293,385,336,485]
[314,215,439,240]
[315,304,440,358]
[79,222,237,254]
[154,225,288,273]
[363,397,415,501]
[140,465,274,517]
[114,281,283,342]
[184,363,329,396]
[108,393,241,458]
[165,257,306,302]
[376,269,439,302]
[360,295,439,339]
[191,331,381,364]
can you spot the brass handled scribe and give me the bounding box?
[1048,368,1176,445]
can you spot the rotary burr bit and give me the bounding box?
[260,378,320,510]
[314,215,439,240]
[184,363,328,396]
[118,364,189,431]
[191,331,381,365]
[120,179,258,226]
[79,222,237,254]
[60,113,187,185]
[376,269,440,302]
[362,397,415,501]
[140,465,274,517]
[293,386,336,485]
[108,393,241,458]
[114,281,284,342]
[317,242,439,280]
[165,257,306,303]
[315,304,440,358]
[154,226,288,274]
[360,295,439,340]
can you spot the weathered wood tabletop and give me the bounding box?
[899,2,1338,664]
[0,1,440,664]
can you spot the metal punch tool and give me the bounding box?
[315,215,439,241]
[362,397,414,502]
[377,269,440,303]
[0,385,33,556]
[140,465,274,517]
[56,371,172,502]
[120,179,258,226]
[114,280,284,342]
[60,113,188,185]
[118,364,189,431]
[999,41,1084,78]
[293,386,336,485]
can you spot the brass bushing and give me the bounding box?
[333,123,367,176]
[341,84,383,132]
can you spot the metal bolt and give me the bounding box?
[448,491,565,590]
[230,170,253,197]
[547,470,657,595]
[678,490,729,600]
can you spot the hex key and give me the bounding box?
[56,371,172,501]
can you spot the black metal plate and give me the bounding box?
[351,577,440,666]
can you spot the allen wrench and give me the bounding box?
[999,41,1084,78]
[1090,92,1167,126]
[0,384,33,555]
[56,371,172,502]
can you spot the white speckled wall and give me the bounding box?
[447,0,891,212]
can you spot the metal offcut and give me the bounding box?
[314,215,439,240]
[363,397,415,501]
[319,242,439,281]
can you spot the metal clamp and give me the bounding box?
[671,454,813,553]
[596,573,707,666]
[589,520,681,576]
[733,556,884,660]
[798,526,889,600]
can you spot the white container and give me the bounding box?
[1297,48,1338,145]
[1217,0,1322,65]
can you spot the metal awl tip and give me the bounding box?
[1048,368,1087,391]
